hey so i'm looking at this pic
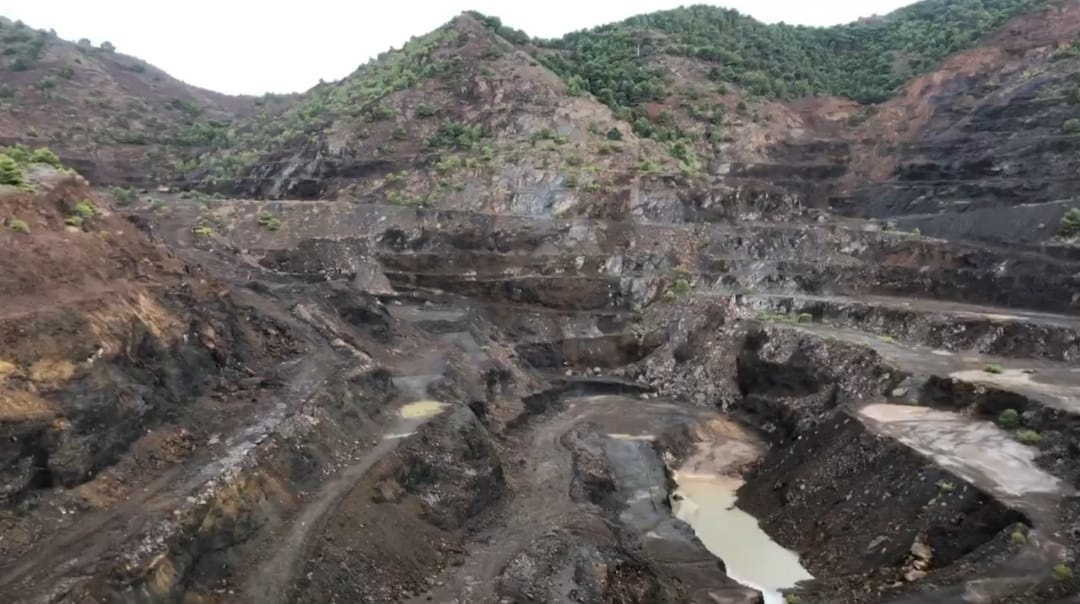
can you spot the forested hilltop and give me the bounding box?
[530,0,1046,106]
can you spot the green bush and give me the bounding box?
[1010,530,1027,545]
[416,102,438,118]
[9,219,29,233]
[257,212,282,231]
[28,147,61,167]
[64,215,83,227]
[72,199,97,218]
[672,278,692,295]
[0,153,25,185]
[1063,119,1080,134]
[983,363,1004,374]
[110,186,139,206]
[997,408,1020,430]
[1053,563,1073,581]
[1015,429,1042,445]
[1060,208,1080,239]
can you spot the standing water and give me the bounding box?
[672,473,812,604]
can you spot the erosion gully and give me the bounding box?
[4,198,1080,604]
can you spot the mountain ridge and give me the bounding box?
[0,0,1078,240]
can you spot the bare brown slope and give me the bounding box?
[0,165,295,578]
[0,18,288,186]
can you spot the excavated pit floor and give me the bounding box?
[9,198,1077,603]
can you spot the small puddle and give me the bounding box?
[399,400,448,419]
[606,432,656,441]
[672,474,812,603]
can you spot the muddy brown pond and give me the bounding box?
[672,471,813,603]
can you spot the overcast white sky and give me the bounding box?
[0,1,915,95]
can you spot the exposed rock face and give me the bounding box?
[834,1,1080,244]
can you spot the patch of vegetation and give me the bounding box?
[0,153,25,186]
[415,102,439,118]
[8,218,29,234]
[983,363,1004,374]
[1010,529,1028,545]
[427,120,486,150]
[796,313,813,324]
[1015,429,1042,445]
[538,0,1044,106]
[257,212,282,231]
[64,215,83,227]
[72,199,97,219]
[1053,563,1073,581]
[193,225,214,237]
[467,11,531,46]
[997,408,1021,430]
[529,127,568,146]
[29,147,62,167]
[0,20,48,72]
[110,186,139,206]
[1060,208,1080,239]
[1063,118,1080,134]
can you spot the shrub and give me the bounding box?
[1053,563,1073,581]
[672,278,692,295]
[257,212,282,231]
[29,147,62,167]
[997,408,1020,430]
[1064,119,1080,134]
[193,225,213,237]
[64,215,83,227]
[0,154,25,186]
[983,363,1004,374]
[110,186,139,206]
[1060,208,1080,239]
[9,219,30,233]
[1015,429,1042,445]
[530,128,566,145]
[1010,530,1027,545]
[72,199,97,218]
[415,102,438,118]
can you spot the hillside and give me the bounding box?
[0,17,287,184]
[2,0,1077,232]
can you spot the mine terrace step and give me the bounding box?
[735,291,1080,362]
[777,322,1080,415]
